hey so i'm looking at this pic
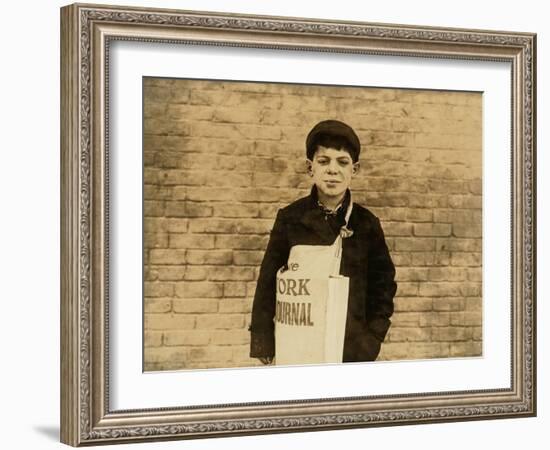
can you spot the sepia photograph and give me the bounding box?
[59,2,535,446]
[142,77,482,371]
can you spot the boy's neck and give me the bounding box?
[317,191,346,211]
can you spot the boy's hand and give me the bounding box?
[258,356,274,365]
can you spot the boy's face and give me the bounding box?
[307,146,359,201]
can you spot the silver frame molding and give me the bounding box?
[60,3,536,446]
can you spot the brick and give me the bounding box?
[144,331,163,347]
[149,249,186,265]
[175,282,224,298]
[223,282,247,297]
[206,172,253,188]
[232,344,255,362]
[434,209,481,224]
[419,282,462,297]
[144,298,172,313]
[415,132,480,150]
[448,195,482,209]
[165,201,213,218]
[453,223,482,238]
[212,203,260,218]
[388,327,431,342]
[233,251,264,266]
[419,312,451,327]
[183,266,209,281]
[144,218,169,233]
[164,330,211,346]
[165,219,189,233]
[394,297,432,312]
[432,327,472,342]
[433,298,465,312]
[389,252,411,266]
[217,155,255,171]
[473,327,483,341]
[209,329,250,345]
[429,150,481,166]
[365,192,408,207]
[395,282,419,297]
[426,267,468,282]
[144,185,173,200]
[144,267,158,281]
[449,342,482,357]
[212,107,261,124]
[379,342,449,361]
[188,346,233,362]
[144,282,174,298]
[143,347,189,365]
[406,209,433,222]
[468,179,482,195]
[252,171,303,188]
[450,312,482,327]
[144,118,190,136]
[465,297,482,311]
[408,194,448,208]
[436,238,481,252]
[170,234,215,249]
[427,178,467,194]
[460,283,481,297]
[144,200,165,217]
[394,238,436,252]
[451,252,482,267]
[208,267,256,281]
[159,170,207,186]
[181,187,235,202]
[219,298,252,313]
[143,101,167,119]
[215,235,269,250]
[189,219,238,234]
[414,223,452,237]
[259,204,283,219]
[186,250,233,265]
[395,268,429,282]
[391,312,422,327]
[410,252,448,266]
[166,104,213,121]
[195,314,245,330]
[144,233,169,249]
[235,219,273,235]
[173,298,219,313]
[466,269,483,282]
[383,222,413,237]
[144,313,195,330]
[157,266,186,281]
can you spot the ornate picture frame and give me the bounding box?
[60,3,536,446]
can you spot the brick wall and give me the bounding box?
[143,77,482,371]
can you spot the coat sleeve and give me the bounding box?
[365,217,397,342]
[249,210,290,358]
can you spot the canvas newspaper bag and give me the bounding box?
[274,201,354,365]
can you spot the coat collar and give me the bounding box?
[299,186,352,244]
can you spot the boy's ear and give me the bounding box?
[352,162,360,174]
[306,159,313,176]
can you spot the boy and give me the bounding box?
[249,120,397,364]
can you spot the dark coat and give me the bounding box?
[249,188,397,362]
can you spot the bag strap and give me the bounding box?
[339,196,354,239]
[331,197,354,276]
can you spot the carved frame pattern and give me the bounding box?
[60,3,536,446]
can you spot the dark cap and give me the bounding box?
[305,120,361,162]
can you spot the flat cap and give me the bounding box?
[305,119,361,162]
